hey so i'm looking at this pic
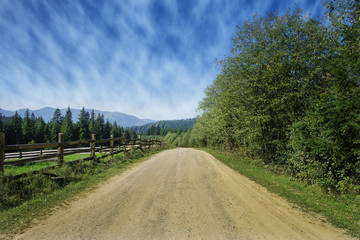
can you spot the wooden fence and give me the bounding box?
[0,132,161,176]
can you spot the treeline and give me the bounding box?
[133,118,196,135]
[184,1,359,193]
[0,107,137,145]
[164,128,196,147]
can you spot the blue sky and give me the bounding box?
[0,0,325,120]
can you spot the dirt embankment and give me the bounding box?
[13,148,356,240]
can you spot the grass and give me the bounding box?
[0,147,166,238]
[3,153,107,176]
[203,148,360,238]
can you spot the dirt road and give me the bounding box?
[14,148,355,239]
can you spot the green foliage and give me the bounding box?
[50,108,63,142]
[192,4,360,193]
[21,109,35,144]
[94,113,105,139]
[5,112,23,144]
[89,109,96,134]
[111,121,124,137]
[1,107,128,144]
[288,0,360,192]
[133,118,196,135]
[77,107,90,140]
[61,107,74,141]
[163,129,196,147]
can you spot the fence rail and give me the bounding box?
[0,132,161,175]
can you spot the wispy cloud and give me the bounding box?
[0,0,326,120]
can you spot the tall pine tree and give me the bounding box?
[6,112,23,144]
[78,107,90,140]
[50,108,63,142]
[22,109,34,143]
[89,109,96,134]
[34,116,46,143]
[94,113,105,139]
[61,107,74,141]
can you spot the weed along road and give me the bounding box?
[14,148,355,240]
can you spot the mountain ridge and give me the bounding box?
[0,107,156,127]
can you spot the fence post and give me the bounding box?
[57,133,64,166]
[110,134,114,155]
[122,133,126,152]
[90,134,96,160]
[0,132,5,174]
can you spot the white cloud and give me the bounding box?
[0,0,326,120]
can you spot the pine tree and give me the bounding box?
[124,129,131,140]
[78,107,90,140]
[22,109,33,143]
[89,109,96,134]
[94,113,105,139]
[111,121,119,137]
[50,108,63,142]
[34,117,46,143]
[61,107,74,141]
[104,120,111,138]
[6,112,23,144]
[130,129,137,139]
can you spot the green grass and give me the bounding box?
[202,148,360,238]
[3,153,107,176]
[0,147,166,238]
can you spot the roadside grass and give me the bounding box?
[0,147,166,238]
[203,148,360,238]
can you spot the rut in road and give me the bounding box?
[14,148,355,240]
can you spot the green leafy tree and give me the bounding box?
[197,8,332,162]
[289,0,360,189]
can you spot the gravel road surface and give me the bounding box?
[14,148,355,239]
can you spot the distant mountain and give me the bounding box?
[0,107,156,127]
[132,118,197,134]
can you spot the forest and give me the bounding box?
[169,0,360,193]
[132,118,196,135]
[0,107,137,145]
